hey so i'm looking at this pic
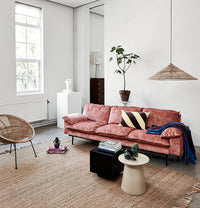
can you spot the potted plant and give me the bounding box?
[109,45,140,102]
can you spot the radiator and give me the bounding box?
[0,100,48,122]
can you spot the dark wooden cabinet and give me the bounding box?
[90,78,104,104]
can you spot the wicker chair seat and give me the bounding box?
[0,114,37,169]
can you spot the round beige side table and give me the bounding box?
[118,153,149,195]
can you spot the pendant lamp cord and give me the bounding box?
[170,0,172,64]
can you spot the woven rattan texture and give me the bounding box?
[0,139,200,208]
[0,114,34,144]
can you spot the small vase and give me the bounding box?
[53,137,60,148]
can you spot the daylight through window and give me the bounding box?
[15,2,43,94]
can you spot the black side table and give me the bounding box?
[90,148,124,180]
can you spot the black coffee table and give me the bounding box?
[90,148,124,180]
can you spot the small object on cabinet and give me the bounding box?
[98,140,122,154]
[124,149,136,161]
[131,142,139,157]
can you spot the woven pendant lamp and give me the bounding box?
[149,0,198,80]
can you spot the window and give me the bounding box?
[15,2,43,94]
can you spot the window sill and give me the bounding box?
[17,91,44,96]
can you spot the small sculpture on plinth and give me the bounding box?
[53,137,61,149]
[63,78,72,93]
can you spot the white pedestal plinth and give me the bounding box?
[57,92,81,128]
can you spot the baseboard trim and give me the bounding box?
[31,119,57,128]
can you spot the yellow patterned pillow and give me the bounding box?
[119,111,150,130]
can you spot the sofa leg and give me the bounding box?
[186,158,189,165]
[166,155,168,166]
[72,136,74,145]
[177,156,180,161]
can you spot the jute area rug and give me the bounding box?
[0,138,200,208]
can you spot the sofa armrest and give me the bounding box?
[63,113,88,125]
[64,121,70,134]
[169,135,184,156]
[161,127,182,138]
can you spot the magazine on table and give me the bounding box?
[98,145,122,154]
[99,140,122,150]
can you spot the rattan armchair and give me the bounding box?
[0,114,37,169]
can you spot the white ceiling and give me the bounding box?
[47,0,104,15]
[48,0,92,7]
[48,0,102,8]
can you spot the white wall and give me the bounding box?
[0,0,73,121]
[90,12,104,78]
[105,0,200,145]
[74,7,90,110]
[73,8,104,110]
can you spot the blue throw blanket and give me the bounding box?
[146,122,196,164]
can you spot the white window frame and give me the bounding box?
[15,2,43,95]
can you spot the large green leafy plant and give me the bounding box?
[109,45,140,91]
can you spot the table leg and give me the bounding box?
[121,164,146,195]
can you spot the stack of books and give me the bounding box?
[47,145,67,154]
[98,140,122,154]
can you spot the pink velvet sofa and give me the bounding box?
[63,103,183,165]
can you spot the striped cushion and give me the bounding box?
[119,111,150,130]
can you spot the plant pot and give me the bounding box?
[119,90,131,102]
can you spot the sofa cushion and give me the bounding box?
[63,113,88,125]
[119,111,150,130]
[161,127,182,138]
[143,108,180,128]
[83,103,111,124]
[128,130,170,147]
[108,106,142,124]
[67,121,105,134]
[95,124,133,139]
